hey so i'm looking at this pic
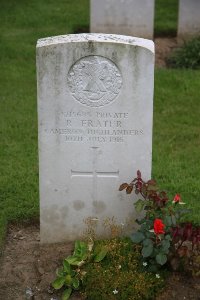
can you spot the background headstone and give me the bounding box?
[37,34,154,243]
[178,0,200,38]
[90,0,155,39]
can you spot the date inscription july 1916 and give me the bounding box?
[67,56,122,107]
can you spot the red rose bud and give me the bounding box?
[173,194,185,204]
[173,194,181,203]
[154,219,165,235]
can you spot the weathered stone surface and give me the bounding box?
[37,33,154,243]
[178,0,200,38]
[90,0,155,39]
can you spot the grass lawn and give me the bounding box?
[154,0,179,37]
[0,0,90,246]
[153,69,200,224]
[0,0,200,247]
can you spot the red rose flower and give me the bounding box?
[173,194,181,203]
[154,219,165,235]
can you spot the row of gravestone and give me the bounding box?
[91,0,200,39]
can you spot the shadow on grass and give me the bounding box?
[73,25,89,34]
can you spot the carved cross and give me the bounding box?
[71,147,119,200]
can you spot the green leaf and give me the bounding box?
[74,241,88,260]
[143,238,153,247]
[156,253,167,265]
[134,199,145,213]
[142,244,153,258]
[63,260,71,273]
[56,267,64,277]
[144,231,152,238]
[61,288,72,300]
[72,277,80,289]
[70,270,76,277]
[131,232,145,243]
[66,255,81,265]
[65,274,72,285]
[93,244,102,256]
[52,276,65,289]
[165,234,171,241]
[164,216,172,226]
[93,246,108,262]
[161,240,170,253]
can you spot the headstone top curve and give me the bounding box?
[36,33,154,53]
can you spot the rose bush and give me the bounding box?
[119,170,199,272]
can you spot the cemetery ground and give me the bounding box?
[0,222,200,300]
[0,0,200,299]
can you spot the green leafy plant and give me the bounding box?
[52,239,108,299]
[81,238,164,300]
[119,170,192,272]
[167,37,200,69]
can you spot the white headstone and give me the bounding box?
[178,0,200,38]
[37,34,154,243]
[90,0,155,39]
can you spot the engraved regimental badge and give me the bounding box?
[67,56,122,107]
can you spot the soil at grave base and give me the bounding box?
[0,223,81,300]
[0,224,200,300]
[154,37,182,68]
